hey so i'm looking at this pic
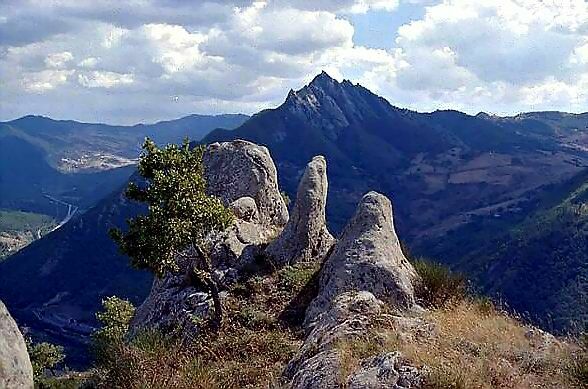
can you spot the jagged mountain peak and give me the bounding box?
[282,71,392,129]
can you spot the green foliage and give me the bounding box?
[27,340,65,379]
[413,258,468,308]
[110,138,233,277]
[277,262,319,290]
[92,296,135,365]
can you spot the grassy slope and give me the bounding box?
[444,169,588,333]
[43,260,585,389]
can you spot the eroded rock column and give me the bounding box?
[266,155,334,265]
[284,192,422,389]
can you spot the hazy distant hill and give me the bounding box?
[2,72,588,364]
[0,114,248,215]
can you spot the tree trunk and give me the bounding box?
[189,244,223,330]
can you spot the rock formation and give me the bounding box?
[131,140,289,335]
[203,140,288,234]
[131,141,423,387]
[266,155,334,265]
[284,192,422,388]
[0,300,34,389]
[306,192,420,326]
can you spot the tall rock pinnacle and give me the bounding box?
[266,155,334,265]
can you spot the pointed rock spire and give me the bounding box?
[266,155,334,265]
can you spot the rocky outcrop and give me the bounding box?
[306,192,419,325]
[203,140,288,235]
[131,140,289,336]
[0,300,33,389]
[284,192,422,388]
[130,142,423,388]
[266,155,334,265]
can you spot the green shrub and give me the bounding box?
[27,340,66,379]
[91,296,135,365]
[277,262,319,290]
[413,258,468,308]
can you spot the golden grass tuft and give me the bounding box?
[409,300,578,388]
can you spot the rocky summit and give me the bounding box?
[129,140,427,386]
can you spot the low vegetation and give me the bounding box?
[26,339,66,387]
[412,258,469,308]
[46,261,318,388]
[333,257,587,388]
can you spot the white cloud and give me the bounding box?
[77,71,134,88]
[44,51,74,68]
[78,57,99,68]
[1,0,588,123]
[22,69,74,92]
[362,0,588,114]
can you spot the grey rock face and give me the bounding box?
[284,192,422,388]
[306,191,419,326]
[347,352,422,389]
[0,300,33,389]
[203,140,288,235]
[131,140,289,335]
[266,156,334,265]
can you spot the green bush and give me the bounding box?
[413,258,468,308]
[27,340,66,379]
[91,296,135,365]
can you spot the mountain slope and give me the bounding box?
[205,72,588,237]
[451,169,588,332]
[0,180,152,365]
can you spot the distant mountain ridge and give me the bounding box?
[0,113,249,217]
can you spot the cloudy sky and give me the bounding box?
[1,0,587,124]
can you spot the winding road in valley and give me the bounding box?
[43,194,79,232]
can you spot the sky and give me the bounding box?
[1,0,587,125]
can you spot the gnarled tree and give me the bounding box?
[110,138,233,329]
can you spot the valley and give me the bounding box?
[0,114,249,257]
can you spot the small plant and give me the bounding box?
[277,262,319,290]
[92,295,135,365]
[424,365,468,389]
[413,258,468,308]
[27,340,66,379]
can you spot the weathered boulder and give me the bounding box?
[284,192,422,388]
[266,155,334,265]
[130,140,289,335]
[203,140,288,235]
[0,300,33,389]
[306,191,419,326]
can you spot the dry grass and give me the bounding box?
[411,301,575,388]
[90,261,320,389]
[334,299,583,389]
